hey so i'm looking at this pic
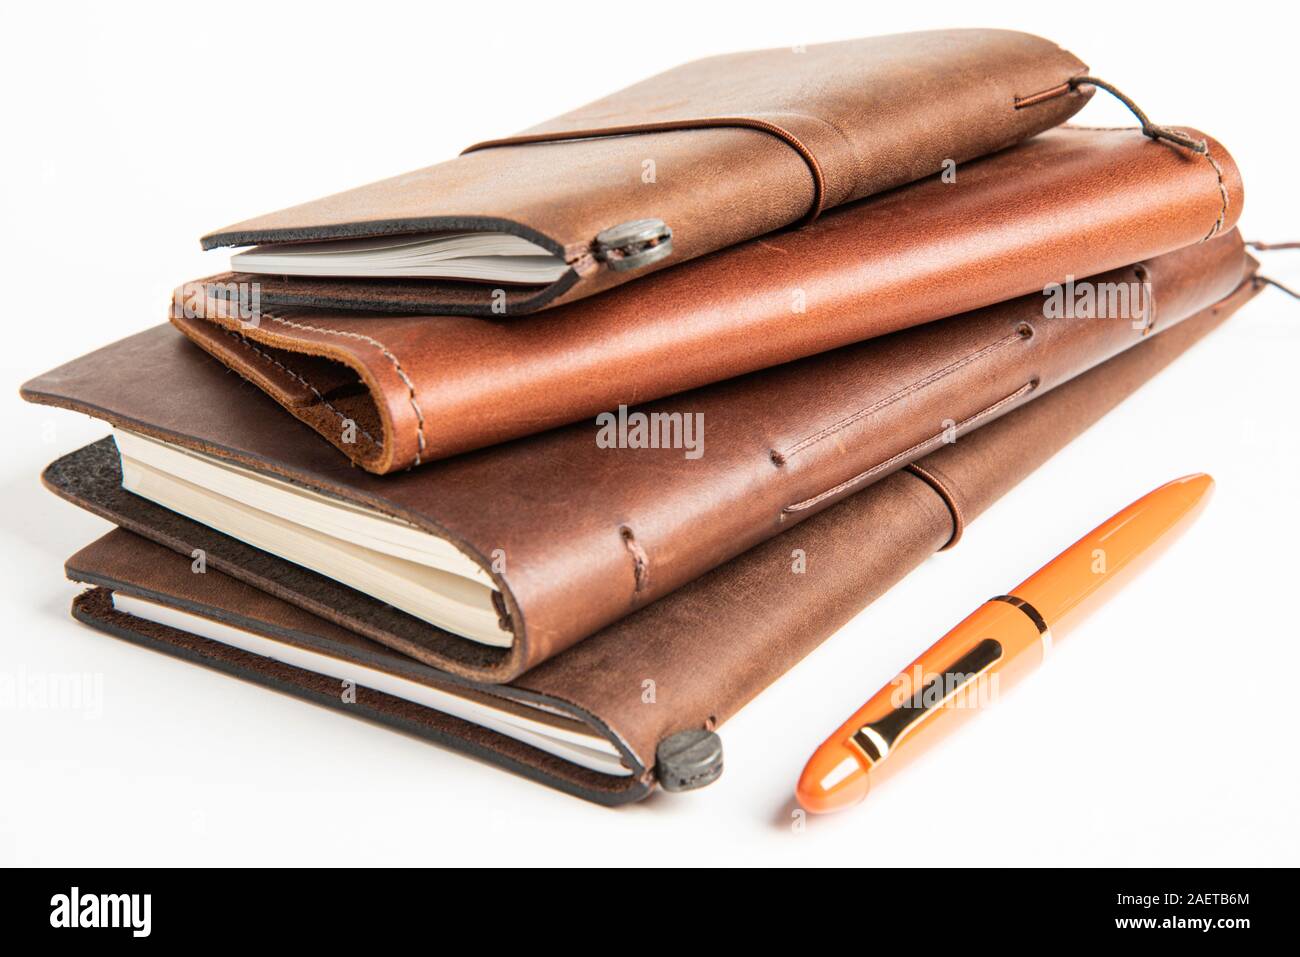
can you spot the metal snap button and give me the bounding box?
[594,218,674,272]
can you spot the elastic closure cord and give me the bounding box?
[1017,75,1207,153]
[1247,242,1300,300]
[1064,77,1208,153]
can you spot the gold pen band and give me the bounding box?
[990,594,1052,654]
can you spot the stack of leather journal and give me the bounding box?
[23,30,1263,804]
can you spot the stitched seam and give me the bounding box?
[1200,143,1229,241]
[1064,123,1228,241]
[772,328,1028,464]
[258,311,427,466]
[1168,127,1228,241]
[222,330,380,446]
[782,380,1037,515]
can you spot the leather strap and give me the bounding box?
[463,115,831,223]
[905,463,967,550]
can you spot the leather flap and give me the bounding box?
[462,30,1092,217]
[198,30,1091,314]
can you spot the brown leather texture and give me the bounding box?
[60,276,1261,804]
[66,548,653,807]
[24,236,1253,683]
[184,126,1245,471]
[199,30,1091,314]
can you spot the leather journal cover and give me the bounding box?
[24,234,1253,683]
[181,126,1244,471]
[197,30,1092,315]
[59,275,1262,804]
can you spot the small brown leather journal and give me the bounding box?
[181,126,1243,471]
[23,234,1253,685]
[59,276,1261,804]
[197,30,1092,315]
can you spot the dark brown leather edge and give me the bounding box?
[204,269,579,316]
[69,587,650,807]
[201,214,568,256]
[39,438,535,680]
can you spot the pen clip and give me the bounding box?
[852,638,1003,762]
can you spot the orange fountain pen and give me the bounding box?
[797,473,1215,814]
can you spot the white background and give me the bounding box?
[2,1,1297,866]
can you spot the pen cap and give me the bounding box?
[1012,474,1215,631]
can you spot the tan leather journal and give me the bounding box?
[197,30,1092,315]
[58,276,1262,804]
[181,126,1243,472]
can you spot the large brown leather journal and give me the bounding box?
[181,126,1243,472]
[24,234,1253,684]
[197,30,1092,315]
[59,276,1261,804]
